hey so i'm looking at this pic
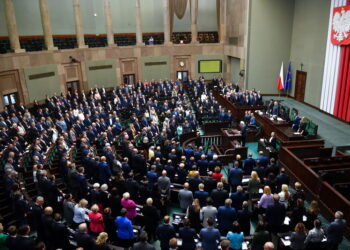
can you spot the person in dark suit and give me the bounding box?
[5,225,17,250]
[11,225,36,250]
[142,198,160,243]
[230,186,248,211]
[271,101,280,116]
[256,151,269,167]
[98,156,112,184]
[217,199,237,235]
[199,217,221,250]
[131,231,155,250]
[41,207,54,248]
[189,172,203,193]
[228,161,243,192]
[266,132,277,151]
[194,183,209,207]
[211,182,229,208]
[243,152,256,175]
[239,121,247,146]
[176,163,188,184]
[238,201,252,236]
[265,194,286,234]
[179,218,197,250]
[276,168,290,191]
[51,213,70,250]
[156,216,176,250]
[326,211,347,250]
[29,196,44,241]
[292,112,301,131]
[279,108,289,121]
[74,224,95,250]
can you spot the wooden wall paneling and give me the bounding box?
[0,70,24,108]
[119,58,138,84]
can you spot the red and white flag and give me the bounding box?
[277,62,284,90]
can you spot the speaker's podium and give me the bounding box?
[211,128,248,164]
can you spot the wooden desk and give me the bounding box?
[221,128,242,144]
[212,90,266,121]
[255,112,303,141]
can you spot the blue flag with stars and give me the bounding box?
[285,62,292,91]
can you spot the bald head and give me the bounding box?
[264,242,275,250]
[78,223,87,232]
[44,206,53,215]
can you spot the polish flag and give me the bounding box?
[277,62,284,90]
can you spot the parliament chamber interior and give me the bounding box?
[0,0,350,249]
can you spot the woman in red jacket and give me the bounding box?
[212,167,223,182]
[88,204,104,235]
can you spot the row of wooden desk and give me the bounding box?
[254,112,304,141]
[211,90,266,121]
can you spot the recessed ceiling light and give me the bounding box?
[94,13,98,17]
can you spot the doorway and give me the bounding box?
[295,71,307,102]
[3,92,18,106]
[66,81,80,93]
[177,71,188,82]
[123,74,135,86]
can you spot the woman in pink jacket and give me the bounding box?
[88,204,104,234]
[121,192,137,221]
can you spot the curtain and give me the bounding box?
[173,0,188,19]
[333,0,350,122]
[333,43,350,122]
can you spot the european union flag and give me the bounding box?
[285,62,292,91]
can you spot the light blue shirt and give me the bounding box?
[227,231,244,249]
[73,205,87,224]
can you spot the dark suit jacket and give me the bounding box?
[327,219,346,244]
[11,235,36,250]
[52,221,70,249]
[142,205,159,230]
[156,224,176,249]
[75,231,95,250]
[238,208,252,236]
[217,205,236,233]
[131,241,156,250]
[179,227,197,250]
[228,167,243,186]
[211,189,229,207]
[266,201,286,233]
[230,191,247,210]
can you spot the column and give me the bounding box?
[73,0,88,48]
[135,0,143,46]
[163,0,172,45]
[219,0,227,44]
[104,0,115,46]
[191,0,198,44]
[4,0,25,53]
[39,0,57,50]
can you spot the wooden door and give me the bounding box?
[120,58,138,85]
[63,63,83,93]
[295,71,307,102]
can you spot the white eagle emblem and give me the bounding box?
[333,9,350,42]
